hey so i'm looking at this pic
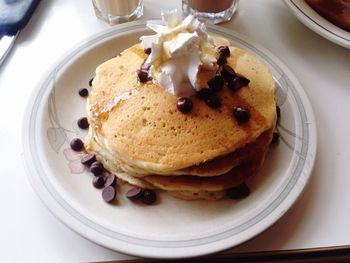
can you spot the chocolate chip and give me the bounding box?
[93,176,105,189]
[90,161,104,176]
[102,186,116,203]
[276,106,281,122]
[77,117,89,129]
[228,76,250,92]
[217,54,227,66]
[196,88,213,100]
[126,187,143,201]
[205,93,221,109]
[207,75,224,92]
[104,174,117,187]
[81,153,96,167]
[144,48,152,55]
[227,183,250,199]
[78,88,89,97]
[70,138,84,151]
[89,78,94,87]
[271,132,280,144]
[177,97,193,113]
[233,105,250,124]
[141,189,156,205]
[218,46,230,57]
[137,69,149,83]
[221,65,236,80]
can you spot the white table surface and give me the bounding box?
[1,0,350,262]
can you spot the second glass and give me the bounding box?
[92,0,143,25]
[182,0,239,24]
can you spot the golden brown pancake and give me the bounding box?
[86,44,276,173]
[85,37,277,200]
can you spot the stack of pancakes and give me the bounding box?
[85,38,276,201]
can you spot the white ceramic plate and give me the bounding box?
[284,0,350,49]
[23,21,317,259]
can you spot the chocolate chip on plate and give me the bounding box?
[233,105,250,124]
[90,161,104,176]
[205,93,221,109]
[271,132,280,144]
[207,75,224,92]
[177,97,193,113]
[218,46,230,57]
[104,174,117,187]
[89,78,94,87]
[217,54,227,66]
[227,183,250,199]
[70,138,84,151]
[196,88,213,100]
[228,76,250,92]
[102,186,116,203]
[93,176,105,189]
[141,189,157,205]
[137,69,149,83]
[77,117,89,129]
[221,65,236,80]
[78,88,89,97]
[126,187,143,201]
[144,48,152,55]
[81,153,96,167]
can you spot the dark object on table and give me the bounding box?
[305,0,350,32]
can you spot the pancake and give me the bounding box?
[86,43,276,173]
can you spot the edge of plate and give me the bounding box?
[283,0,350,49]
[22,21,317,259]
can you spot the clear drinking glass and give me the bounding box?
[182,0,239,24]
[92,0,143,25]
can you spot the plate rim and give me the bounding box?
[22,20,317,259]
[283,0,350,49]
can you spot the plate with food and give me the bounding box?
[284,0,350,49]
[23,11,316,259]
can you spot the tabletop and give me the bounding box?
[1,0,350,262]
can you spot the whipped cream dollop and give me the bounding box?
[140,10,218,97]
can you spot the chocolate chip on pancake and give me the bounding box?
[233,105,250,124]
[207,75,225,92]
[144,48,152,54]
[196,88,213,100]
[221,65,236,80]
[228,76,250,92]
[217,54,227,66]
[177,97,193,113]
[137,69,149,83]
[205,93,221,109]
[218,46,230,57]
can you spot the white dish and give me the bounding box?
[22,21,317,259]
[284,0,350,49]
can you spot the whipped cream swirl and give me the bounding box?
[140,10,218,97]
